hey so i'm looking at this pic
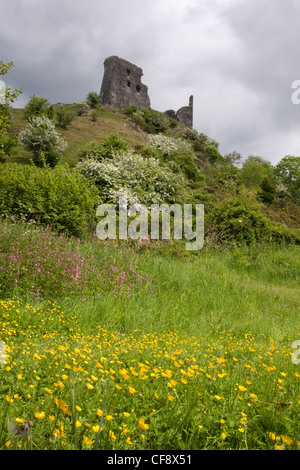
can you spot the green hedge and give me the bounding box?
[208,199,300,245]
[0,163,100,237]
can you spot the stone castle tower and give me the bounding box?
[99,56,193,128]
[100,56,151,110]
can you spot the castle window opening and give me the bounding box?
[127,81,131,87]
[136,85,141,92]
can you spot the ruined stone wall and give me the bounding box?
[100,56,151,110]
[164,96,193,128]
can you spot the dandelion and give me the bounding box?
[126,437,133,445]
[238,385,247,392]
[34,412,45,419]
[128,386,136,394]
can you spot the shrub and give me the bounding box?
[131,108,168,134]
[275,155,300,205]
[75,102,91,116]
[0,163,100,237]
[240,158,273,187]
[86,91,101,108]
[259,177,276,204]
[18,116,67,167]
[208,198,300,245]
[78,134,128,161]
[55,105,75,129]
[76,151,186,206]
[149,134,193,155]
[163,151,201,182]
[205,145,222,164]
[23,95,54,120]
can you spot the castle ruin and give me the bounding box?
[99,56,193,128]
[100,56,151,110]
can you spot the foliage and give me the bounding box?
[240,157,274,187]
[259,177,276,204]
[204,145,223,164]
[208,198,300,245]
[149,134,193,155]
[0,220,148,300]
[78,134,129,161]
[23,95,54,121]
[86,91,101,108]
[275,155,300,205]
[18,116,67,167]
[74,102,91,116]
[0,60,22,162]
[161,151,201,182]
[223,151,242,166]
[55,105,75,129]
[128,107,169,134]
[185,128,219,149]
[76,151,187,206]
[0,163,100,237]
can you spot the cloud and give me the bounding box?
[1,0,300,164]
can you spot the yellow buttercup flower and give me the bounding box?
[83,435,93,445]
[138,418,149,431]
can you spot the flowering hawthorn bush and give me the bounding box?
[18,116,67,167]
[76,151,186,206]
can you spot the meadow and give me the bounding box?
[0,220,299,450]
[1,92,299,451]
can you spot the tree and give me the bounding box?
[240,156,274,187]
[224,151,242,167]
[23,95,54,120]
[275,155,300,204]
[18,116,67,167]
[0,60,22,162]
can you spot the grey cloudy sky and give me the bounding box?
[1,0,300,164]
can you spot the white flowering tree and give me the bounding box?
[18,116,67,167]
[76,151,186,206]
[149,134,193,155]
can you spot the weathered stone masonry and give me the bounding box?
[100,56,151,110]
[99,56,193,128]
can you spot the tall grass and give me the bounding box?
[0,219,299,450]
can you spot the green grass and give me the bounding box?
[0,222,299,450]
[7,106,150,167]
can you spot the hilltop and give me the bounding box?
[4,99,300,240]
